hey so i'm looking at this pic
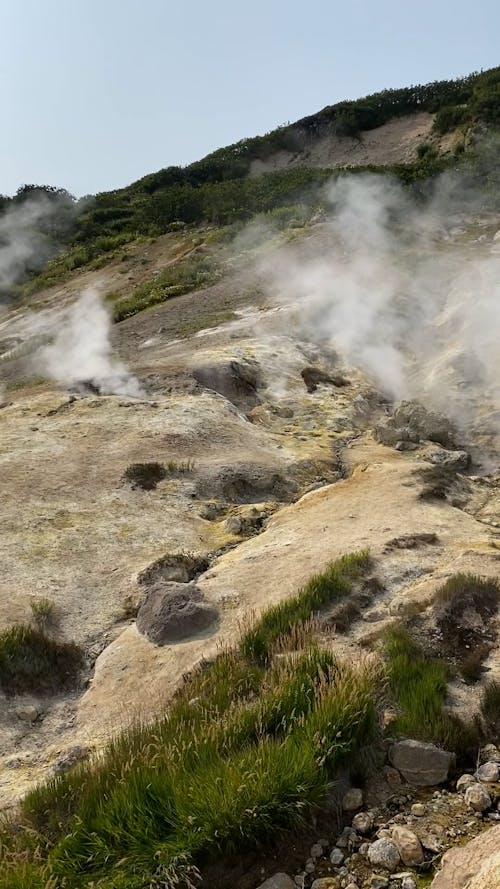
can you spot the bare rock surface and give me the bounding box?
[430,825,500,889]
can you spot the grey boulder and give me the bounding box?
[389,739,455,786]
[136,582,218,645]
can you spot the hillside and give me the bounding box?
[0,66,500,889]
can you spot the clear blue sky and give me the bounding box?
[2,0,498,197]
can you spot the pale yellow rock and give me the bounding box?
[431,825,500,889]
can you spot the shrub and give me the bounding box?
[434,573,500,654]
[0,625,84,695]
[122,462,166,490]
[433,104,470,134]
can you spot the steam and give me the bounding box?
[0,197,66,298]
[264,173,500,437]
[35,289,144,397]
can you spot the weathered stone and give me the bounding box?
[383,765,402,785]
[367,838,401,873]
[330,847,344,866]
[456,773,476,792]
[311,879,341,889]
[430,824,500,888]
[305,859,316,874]
[310,842,324,859]
[410,803,425,817]
[391,825,424,866]
[342,787,363,811]
[401,878,418,889]
[476,761,500,783]
[352,811,373,834]
[389,740,454,786]
[370,876,389,888]
[15,705,39,723]
[465,783,492,812]
[136,581,218,644]
[392,401,455,446]
[427,446,469,470]
[481,744,500,764]
[257,875,296,889]
[337,827,359,849]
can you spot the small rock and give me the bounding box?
[330,847,344,866]
[342,787,363,811]
[257,876,296,889]
[310,843,324,859]
[15,705,39,723]
[367,838,401,873]
[294,877,305,888]
[410,803,425,817]
[311,879,341,889]
[337,827,358,849]
[481,744,500,764]
[391,825,424,866]
[476,762,500,783]
[370,877,389,889]
[352,811,373,834]
[401,878,417,889]
[305,859,316,874]
[345,884,358,889]
[456,773,476,792]
[465,783,492,812]
[383,766,402,785]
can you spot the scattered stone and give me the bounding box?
[337,827,358,849]
[410,803,425,817]
[311,879,341,889]
[54,745,89,773]
[352,811,373,834]
[367,838,401,873]
[257,875,296,889]
[389,739,455,786]
[456,774,476,792]
[370,877,389,889]
[391,825,424,866]
[136,581,218,644]
[476,761,500,783]
[342,787,363,811]
[310,843,324,859]
[401,878,417,889]
[305,859,316,874]
[330,847,344,866]
[465,783,492,812]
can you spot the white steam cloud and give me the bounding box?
[264,173,500,440]
[35,289,144,397]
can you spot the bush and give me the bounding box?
[29,597,59,631]
[122,462,166,490]
[0,625,84,695]
[481,680,500,741]
[433,104,470,134]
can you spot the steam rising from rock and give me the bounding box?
[265,174,500,438]
[37,289,143,397]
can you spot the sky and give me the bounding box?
[2,0,499,198]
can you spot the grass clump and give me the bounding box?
[384,625,480,756]
[434,573,499,658]
[123,461,166,490]
[240,550,371,662]
[111,256,221,322]
[0,625,84,696]
[29,597,59,632]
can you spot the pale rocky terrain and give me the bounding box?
[1,208,500,886]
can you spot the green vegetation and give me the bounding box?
[481,680,500,741]
[0,553,378,888]
[384,625,480,755]
[0,624,84,695]
[240,550,371,662]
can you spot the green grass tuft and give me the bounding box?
[0,625,84,696]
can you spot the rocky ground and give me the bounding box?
[0,215,499,885]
